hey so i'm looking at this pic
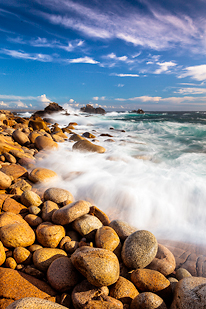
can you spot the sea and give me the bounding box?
[19,108,206,245]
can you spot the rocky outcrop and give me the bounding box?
[33,103,64,117]
[80,104,106,115]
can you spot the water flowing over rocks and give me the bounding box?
[0,108,205,308]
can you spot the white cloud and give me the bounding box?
[37,94,52,103]
[93,96,105,101]
[69,99,74,103]
[117,84,124,87]
[154,61,176,74]
[1,49,53,62]
[178,65,206,81]
[111,73,139,77]
[174,87,206,95]
[69,56,99,64]
[0,101,8,106]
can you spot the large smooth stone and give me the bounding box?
[109,220,137,241]
[47,257,80,292]
[33,248,67,272]
[72,280,109,309]
[0,171,12,189]
[0,164,27,179]
[131,292,167,309]
[41,201,59,222]
[0,241,6,266]
[71,246,120,287]
[0,212,35,248]
[29,168,58,183]
[146,244,176,276]
[2,197,27,215]
[73,140,106,153]
[121,230,158,269]
[35,135,58,150]
[52,200,91,225]
[0,267,58,308]
[171,277,206,309]
[28,119,50,132]
[95,226,120,251]
[6,297,68,309]
[36,222,65,248]
[72,214,102,237]
[20,190,42,207]
[109,276,139,305]
[12,129,30,145]
[44,187,74,204]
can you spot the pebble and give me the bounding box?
[95,226,120,251]
[33,247,67,272]
[130,292,167,309]
[121,230,158,269]
[52,200,91,225]
[41,201,59,222]
[109,220,137,241]
[24,214,43,227]
[13,247,32,264]
[109,276,139,305]
[176,267,192,280]
[5,257,17,269]
[71,246,120,287]
[72,214,103,237]
[36,222,65,248]
[44,187,74,204]
[0,170,12,189]
[20,190,42,207]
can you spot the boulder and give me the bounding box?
[131,292,167,309]
[0,240,6,266]
[0,171,12,189]
[2,197,27,215]
[109,220,137,241]
[72,214,103,237]
[44,187,74,204]
[0,164,27,180]
[12,129,30,145]
[73,140,106,153]
[121,230,158,269]
[36,222,65,248]
[29,168,58,183]
[89,206,110,226]
[24,214,43,227]
[28,120,50,132]
[41,201,59,222]
[35,136,58,151]
[71,246,120,287]
[95,226,120,251]
[20,190,42,207]
[13,247,32,265]
[33,248,67,272]
[109,276,139,305]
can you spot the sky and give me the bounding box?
[1,0,206,111]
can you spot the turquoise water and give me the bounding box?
[28,109,206,244]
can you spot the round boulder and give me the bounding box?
[95,226,120,251]
[44,187,74,204]
[36,222,65,248]
[0,170,12,189]
[41,201,59,222]
[110,276,139,305]
[71,246,120,287]
[33,248,67,272]
[35,135,58,150]
[13,247,32,264]
[73,140,106,153]
[72,214,103,237]
[121,230,158,269]
[29,168,58,183]
[131,292,167,309]
[12,129,30,145]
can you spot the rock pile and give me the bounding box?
[0,109,206,309]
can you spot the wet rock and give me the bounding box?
[95,226,120,251]
[109,220,137,241]
[82,132,96,138]
[176,267,192,280]
[0,267,57,308]
[6,297,68,309]
[35,135,58,150]
[0,240,6,266]
[146,244,176,276]
[89,206,110,226]
[13,247,32,264]
[36,222,65,248]
[0,164,27,179]
[2,197,27,214]
[0,212,35,248]
[109,276,139,305]
[52,200,91,225]
[20,190,42,207]
[73,140,106,153]
[130,292,167,309]
[47,256,81,292]
[0,170,12,189]
[71,279,109,309]
[71,246,120,287]
[24,214,43,227]
[12,129,30,145]
[3,152,16,163]
[44,187,74,204]
[29,168,58,183]
[72,214,102,237]
[28,119,50,132]
[171,277,206,309]
[41,201,59,222]
[69,134,85,142]
[122,230,158,269]
[5,257,17,269]
[80,104,106,115]
[33,247,67,272]
[28,131,41,143]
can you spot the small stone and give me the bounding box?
[52,200,91,225]
[29,206,41,215]
[5,257,17,269]
[0,240,6,266]
[36,222,65,248]
[176,267,192,280]
[131,292,167,309]
[110,276,139,305]
[41,200,59,222]
[72,214,103,238]
[71,246,120,287]
[33,248,67,272]
[59,236,72,250]
[95,226,120,251]
[121,230,158,269]
[28,244,43,252]
[89,206,110,226]
[109,220,137,241]
[44,187,74,204]
[47,256,81,292]
[64,241,79,254]
[13,247,32,264]
[71,279,109,309]
[24,214,43,227]
[146,244,176,276]
[21,190,42,207]
[29,167,58,183]
[0,170,12,189]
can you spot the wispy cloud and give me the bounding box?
[92,96,105,101]
[154,61,176,74]
[68,56,99,64]
[178,64,206,81]
[111,73,139,77]
[1,48,53,62]
[174,87,206,95]
[117,84,124,87]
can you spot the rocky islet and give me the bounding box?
[0,106,205,308]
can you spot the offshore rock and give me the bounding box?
[121,230,158,269]
[80,104,106,115]
[71,246,120,287]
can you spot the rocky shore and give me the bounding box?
[0,107,206,309]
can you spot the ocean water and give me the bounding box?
[23,108,206,245]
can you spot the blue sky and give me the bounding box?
[1,0,206,111]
